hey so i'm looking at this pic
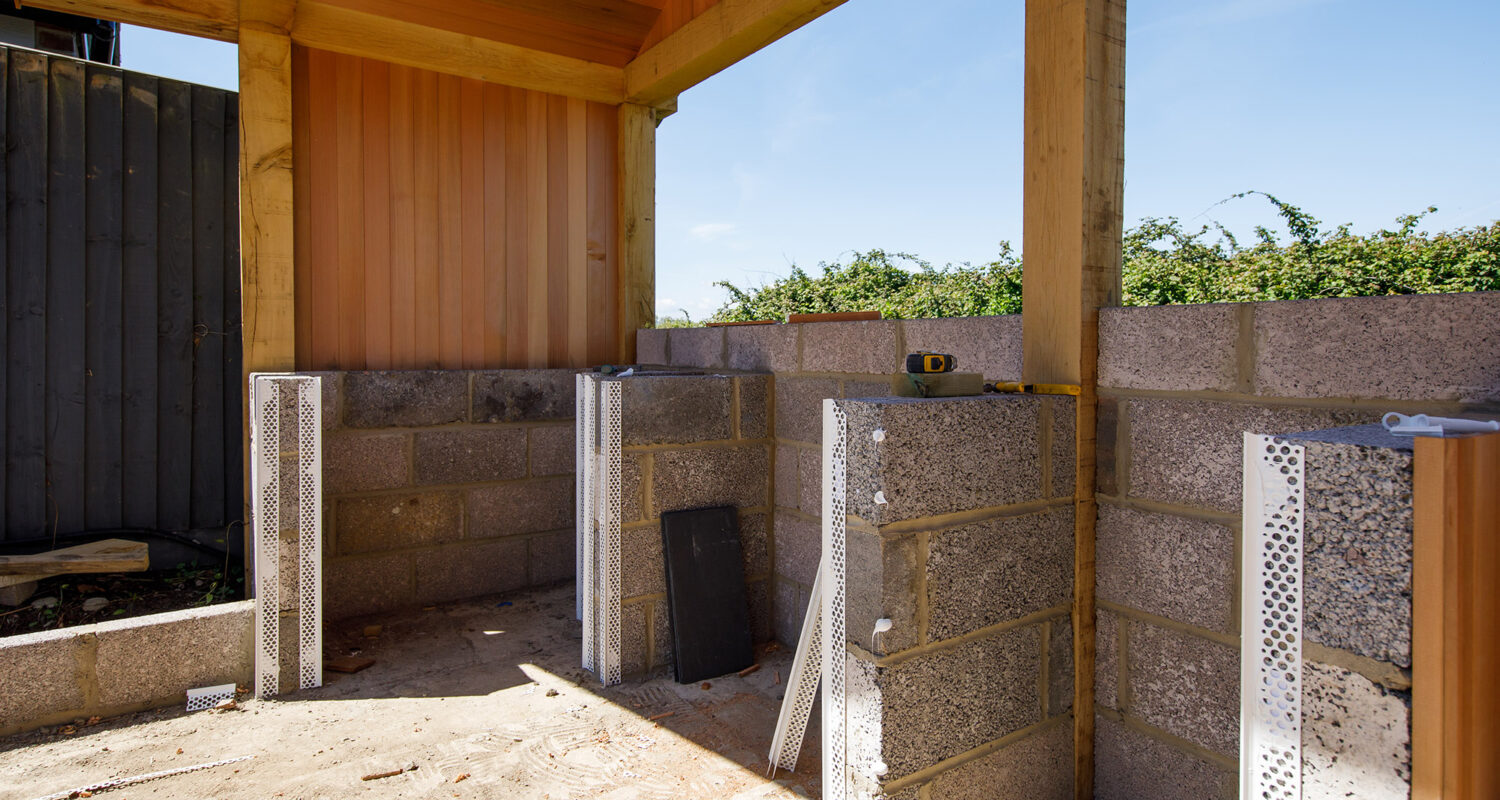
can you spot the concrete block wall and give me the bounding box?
[612,373,774,676]
[1093,291,1500,798]
[837,395,1075,800]
[315,370,581,620]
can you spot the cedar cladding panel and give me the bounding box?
[292,47,620,370]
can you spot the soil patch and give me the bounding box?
[0,563,243,638]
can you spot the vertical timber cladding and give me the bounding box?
[0,46,243,542]
[291,47,622,371]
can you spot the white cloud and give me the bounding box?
[689,222,737,241]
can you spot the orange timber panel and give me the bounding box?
[639,0,723,52]
[292,46,621,370]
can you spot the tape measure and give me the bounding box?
[905,352,956,374]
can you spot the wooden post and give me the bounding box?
[1021,0,1125,796]
[238,22,296,374]
[616,103,656,364]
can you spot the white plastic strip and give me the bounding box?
[250,375,280,699]
[599,380,624,686]
[768,565,824,775]
[821,399,849,800]
[295,378,323,690]
[1240,433,1306,800]
[185,683,237,712]
[575,373,586,621]
[580,376,598,674]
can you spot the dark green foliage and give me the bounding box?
[678,194,1500,326]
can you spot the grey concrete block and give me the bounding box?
[847,529,920,655]
[1303,660,1411,800]
[637,329,668,365]
[842,396,1043,525]
[1098,304,1240,391]
[741,512,770,579]
[746,579,772,643]
[872,624,1042,779]
[335,492,464,555]
[842,378,894,400]
[1299,439,1414,666]
[0,631,89,728]
[773,578,808,647]
[621,452,645,523]
[1048,617,1073,717]
[926,507,1073,641]
[650,445,769,518]
[774,376,840,444]
[468,477,574,539]
[621,523,665,599]
[529,424,575,477]
[95,602,255,707]
[325,553,414,619]
[307,371,342,430]
[922,718,1073,800]
[737,375,769,439]
[621,376,732,445]
[1126,398,1372,513]
[728,324,798,372]
[343,371,469,428]
[651,599,672,669]
[324,432,410,494]
[667,327,725,368]
[529,530,575,585]
[799,319,899,374]
[1253,291,1500,402]
[902,315,1023,381]
[1048,397,1076,499]
[472,369,577,423]
[414,539,529,605]
[621,600,649,676]
[1096,609,1120,710]
[773,510,820,587]
[1094,713,1234,800]
[414,428,527,485]
[1096,504,1235,633]
[1127,621,1239,757]
[798,446,821,517]
[774,444,799,512]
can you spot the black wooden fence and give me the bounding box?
[1,45,242,545]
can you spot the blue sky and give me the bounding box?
[121,0,1500,321]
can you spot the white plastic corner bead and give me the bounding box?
[186,683,236,712]
[577,375,622,686]
[822,399,851,800]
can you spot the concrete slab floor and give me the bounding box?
[0,584,819,800]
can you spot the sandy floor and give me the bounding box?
[0,584,821,800]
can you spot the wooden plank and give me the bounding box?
[0,48,9,535]
[616,103,655,363]
[786,310,878,323]
[6,50,48,539]
[435,73,463,368]
[190,85,227,531]
[0,539,148,578]
[240,28,298,374]
[155,79,193,532]
[292,0,625,105]
[387,63,417,367]
[566,97,588,367]
[585,101,618,366]
[47,57,88,535]
[21,0,238,42]
[459,77,485,368]
[411,67,441,367]
[84,65,125,530]
[362,59,392,370]
[525,90,549,368]
[221,91,243,526]
[306,48,341,369]
[625,0,845,106]
[292,45,313,369]
[121,71,160,529]
[546,94,568,367]
[481,83,508,367]
[333,53,366,369]
[1412,435,1446,800]
[503,87,529,366]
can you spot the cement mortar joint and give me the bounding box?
[1098,386,1475,414]
[876,713,1072,796]
[849,603,1070,668]
[1097,599,1240,649]
[1096,706,1240,773]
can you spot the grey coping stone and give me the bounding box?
[637,329,668,365]
[1126,620,1239,757]
[774,444,799,512]
[1126,398,1374,513]
[741,512,770,579]
[649,444,769,518]
[414,538,529,605]
[95,601,255,707]
[746,578,772,643]
[1095,609,1120,710]
[667,327,726,369]
[846,528,920,655]
[0,631,89,728]
[799,319,900,374]
[621,452,645,523]
[921,718,1073,800]
[1253,291,1500,402]
[325,552,414,619]
[773,578,808,647]
[471,369,577,423]
[324,432,410,494]
[528,424,575,477]
[841,396,1043,526]
[774,376,840,444]
[1049,397,1076,499]
[902,315,1024,382]
[773,510,820,587]
[1048,617,1073,717]
[869,624,1042,780]
[727,324,799,372]
[1098,303,1241,392]
[1094,712,1235,800]
[737,375,770,439]
[1303,660,1411,800]
[335,491,464,555]
[528,530,576,585]
[620,375,732,445]
[1096,504,1235,633]
[621,522,665,599]
[468,476,574,539]
[926,506,1073,641]
[413,427,528,485]
[1295,437,1414,666]
[797,446,821,517]
[343,371,469,428]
